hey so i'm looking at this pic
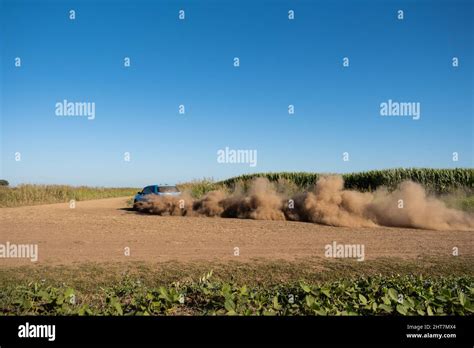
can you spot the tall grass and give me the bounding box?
[0,185,139,208]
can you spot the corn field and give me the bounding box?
[219,168,473,193]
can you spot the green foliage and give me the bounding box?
[0,180,9,186]
[459,196,474,212]
[441,194,474,213]
[1,275,472,316]
[343,168,473,193]
[0,185,139,207]
[219,168,473,194]
[177,179,220,198]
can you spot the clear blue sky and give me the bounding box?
[1,0,473,187]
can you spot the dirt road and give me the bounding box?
[0,197,472,266]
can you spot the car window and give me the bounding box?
[158,186,179,193]
[142,186,155,194]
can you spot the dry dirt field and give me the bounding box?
[0,197,473,266]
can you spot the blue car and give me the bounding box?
[133,184,181,207]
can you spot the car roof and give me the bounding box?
[146,184,177,187]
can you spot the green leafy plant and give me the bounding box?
[1,275,472,316]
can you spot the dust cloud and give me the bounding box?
[135,176,474,231]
